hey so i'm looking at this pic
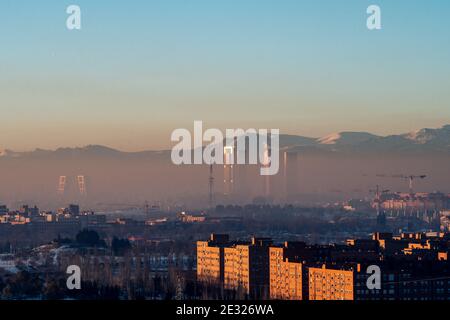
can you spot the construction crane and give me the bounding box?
[376,174,426,194]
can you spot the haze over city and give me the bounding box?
[1,0,450,307]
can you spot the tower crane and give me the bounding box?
[376,174,426,194]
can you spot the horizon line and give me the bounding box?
[1,123,449,153]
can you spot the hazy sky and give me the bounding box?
[1,0,449,151]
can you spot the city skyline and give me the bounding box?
[1,0,450,151]
[1,0,450,307]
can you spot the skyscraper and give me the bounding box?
[223,146,234,196]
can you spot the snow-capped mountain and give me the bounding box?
[402,125,450,145]
[310,125,450,152]
[317,132,380,146]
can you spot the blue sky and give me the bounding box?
[1,0,449,150]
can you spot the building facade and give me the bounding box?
[308,266,354,300]
[197,234,229,284]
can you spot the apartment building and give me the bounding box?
[308,265,354,300]
[224,237,272,299]
[197,234,230,284]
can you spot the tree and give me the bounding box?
[75,229,105,247]
[43,279,64,300]
[2,284,12,300]
[111,237,132,256]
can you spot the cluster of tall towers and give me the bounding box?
[207,146,299,207]
[58,175,87,196]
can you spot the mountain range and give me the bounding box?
[280,124,450,153]
[1,125,449,157]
